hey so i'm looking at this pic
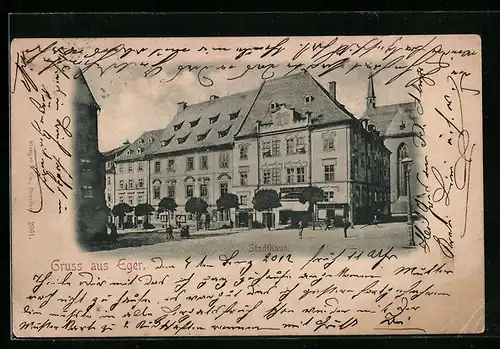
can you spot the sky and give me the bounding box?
[79,35,478,152]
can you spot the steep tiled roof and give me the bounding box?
[362,102,417,135]
[114,129,164,162]
[147,88,261,156]
[237,70,356,137]
[102,143,130,159]
[74,69,100,110]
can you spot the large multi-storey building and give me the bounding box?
[108,70,391,229]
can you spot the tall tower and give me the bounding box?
[366,70,376,110]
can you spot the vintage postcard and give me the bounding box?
[10,35,483,337]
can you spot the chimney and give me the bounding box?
[123,139,130,145]
[210,95,219,101]
[328,81,337,100]
[177,101,187,112]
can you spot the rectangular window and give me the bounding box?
[263,169,271,184]
[83,186,93,198]
[128,196,133,205]
[296,136,306,153]
[186,184,194,198]
[271,139,280,157]
[118,164,124,173]
[107,193,112,202]
[324,164,335,181]
[271,168,281,184]
[286,168,295,183]
[286,138,295,155]
[240,145,248,160]
[296,167,306,183]
[324,191,335,202]
[240,171,248,186]
[186,157,194,171]
[240,195,248,206]
[107,177,111,185]
[154,161,161,174]
[219,152,229,168]
[168,184,175,198]
[128,163,133,172]
[138,162,144,172]
[200,155,208,170]
[137,195,144,204]
[262,141,271,157]
[119,195,124,203]
[119,180,124,189]
[200,184,208,198]
[138,178,144,188]
[323,137,335,152]
[220,182,228,196]
[167,159,175,172]
[153,186,160,199]
[128,179,133,189]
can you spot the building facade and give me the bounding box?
[109,70,391,229]
[74,70,108,243]
[362,74,422,216]
[102,141,130,210]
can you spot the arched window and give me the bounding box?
[397,143,409,197]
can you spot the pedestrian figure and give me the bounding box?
[343,217,350,238]
[325,217,331,230]
[180,225,191,239]
[373,212,380,228]
[166,224,174,240]
[298,220,303,239]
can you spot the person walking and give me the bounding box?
[325,217,331,230]
[166,224,174,240]
[343,216,350,238]
[298,220,303,239]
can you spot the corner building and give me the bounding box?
[112,70,391,229]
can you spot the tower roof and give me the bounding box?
[367,71,375,100]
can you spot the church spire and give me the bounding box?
[367,69,376,109]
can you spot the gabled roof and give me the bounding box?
[102,143,131,159]
[237,70,356,137]
[147,88,260,156]
[114,129,163,162]
[363,101,418,135]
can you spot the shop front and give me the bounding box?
[235,208,253,228]
[317,203,349,227]
[279,187,310,228]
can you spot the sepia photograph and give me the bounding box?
[10,34,483,337]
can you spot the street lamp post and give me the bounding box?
[401,156,415,246]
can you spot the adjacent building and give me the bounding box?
[362,74,422,216]
[108,70,391,229]
[102,141,130,210]
[74,70,108,242]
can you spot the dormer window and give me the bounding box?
[126,149,132,155]
[229,110,240,120]
[305,95,313,103]
[209,114,220,124]
[190,118,201,128]
[138,139,144,144]
[177,133,191,144]
[137,147,143,154]
[399,120,406,130]
[270,102,278,111]
[173,121,184,131]
[197,129,211,141]
[148,137,154,143]
[218,125,232,138]
[160,135,174,147]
